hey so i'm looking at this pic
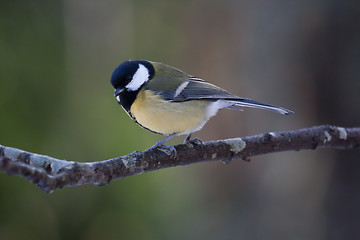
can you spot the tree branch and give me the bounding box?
[0,125,359,193]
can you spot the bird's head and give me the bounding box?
[110,60,155,100]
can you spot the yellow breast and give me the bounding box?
[130,89,210,135]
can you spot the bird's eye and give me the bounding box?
[126,75,132,81]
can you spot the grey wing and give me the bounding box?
[158,78,294,115]
[160,77,241,101]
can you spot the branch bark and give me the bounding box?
[0,125,359,193]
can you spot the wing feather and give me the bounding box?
[162,78,240,101]
[148,75,294,115]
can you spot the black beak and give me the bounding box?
[114,88,124,97]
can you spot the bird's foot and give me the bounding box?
[184,134,203,146]
[146,144,177,158]
[157,145,177,158]
[145,134,178,158]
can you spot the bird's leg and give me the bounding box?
[183,133,192,144]
[183,133,202,145]
[151,134,177,148]
[146,134,178,158]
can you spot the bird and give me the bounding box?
[110,60,293,154]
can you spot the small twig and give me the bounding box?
[0,125,359,193]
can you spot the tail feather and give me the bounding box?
[228,98,294,115]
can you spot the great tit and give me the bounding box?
[110,60,293,152]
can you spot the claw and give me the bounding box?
[145,134,178,158]
[157,145,177,158]
[184,133,202,146]
[146,144,177,158]
[186,138,202,145]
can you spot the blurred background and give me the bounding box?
[0,0,359,239]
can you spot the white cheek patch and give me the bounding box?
[116,95,121,103]
[125,64,149,91]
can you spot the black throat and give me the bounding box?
[118,90,139,112]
